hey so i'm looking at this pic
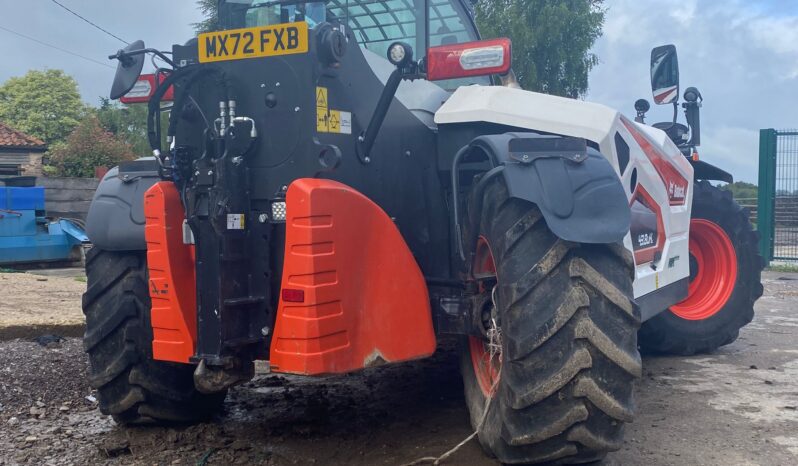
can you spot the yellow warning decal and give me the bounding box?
[315,86,352,135]
[329,110,341,133]
[316,108,329,132]
[316,87,328,109]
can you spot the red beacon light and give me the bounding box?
[426,38,512,81]
[120,74,174,104]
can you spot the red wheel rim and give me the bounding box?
[469,236,501,397]
[670,219,738,320]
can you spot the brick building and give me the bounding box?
[0,122,47,177]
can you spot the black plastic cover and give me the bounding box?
[471,133,631,244]
[691,159,733,183]
[85,160,160,251]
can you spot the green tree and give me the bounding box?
[193,1,605,97]
[722,181,758,201]
[195,0,220,33]
[94,98,151,157]
[0,70,86,145]
[47,115,136,178]
[475,0,605,98]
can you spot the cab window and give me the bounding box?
[220,0,489,89]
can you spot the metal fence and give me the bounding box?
[737,197,757,226]
[758,129,798,263]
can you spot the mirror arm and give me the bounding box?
[109,48,176,69]
[684,102,701,147]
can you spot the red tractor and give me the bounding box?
[83,3,761,464]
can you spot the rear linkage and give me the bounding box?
[112,41,272,392]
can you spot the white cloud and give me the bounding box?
[588,0,798,183]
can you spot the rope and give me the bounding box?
[401,320,502,466]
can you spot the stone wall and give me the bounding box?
[36,177,100,220]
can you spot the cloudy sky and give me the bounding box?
[2,0,798,183]
[589,0,798,183]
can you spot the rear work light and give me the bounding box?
[426,38,512,81]
[120,74,174,104]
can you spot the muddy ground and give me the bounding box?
[1,271,797,465]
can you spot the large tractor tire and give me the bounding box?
[639,181,764,355]
[460,179,641,464]
[82,248,225,424]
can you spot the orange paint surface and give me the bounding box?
[144,182,197,363]
[269,179,436,375]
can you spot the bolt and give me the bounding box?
[194,171,200,176]
[260,83,266,88]
[207,170,213,176]
[281,185,288,192]
[276,82,281,87]
[258,213,269,223]
[522,154,530,161]
[261,327,271,336]
[294,106,300,112]
[405,150,411,157]
[364,157,371,164]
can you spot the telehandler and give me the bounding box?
[83,3,761,463]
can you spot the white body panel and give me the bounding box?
[435,86,694,299]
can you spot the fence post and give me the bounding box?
[757,129,777,265]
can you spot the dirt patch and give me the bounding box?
[1,272,797,465]
[0,340,489,466]
[0,272,85,340]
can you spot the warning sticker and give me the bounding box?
[339,111,352,135]
[316,107,329,132]
[329,110,340,133]
[227,214,245,230]
[315,86,351,134]
[316,87,328,109]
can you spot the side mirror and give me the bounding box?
[110,40,146,100]
[650,44,679,105]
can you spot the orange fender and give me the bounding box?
[269,179,436,375]
[144,181,197,363]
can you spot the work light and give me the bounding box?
[387,42,413,67]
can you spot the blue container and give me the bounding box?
[1,186,45,211]
[0,186,88,265]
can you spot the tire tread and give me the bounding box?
[83,249,224,425]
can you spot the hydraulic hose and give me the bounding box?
[147,66,198,153]
[147,65,232,154]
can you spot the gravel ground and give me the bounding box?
[0,272,797,465]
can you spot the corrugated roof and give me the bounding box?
[0,121,47,150]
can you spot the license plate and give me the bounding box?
[198,22,309,64]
